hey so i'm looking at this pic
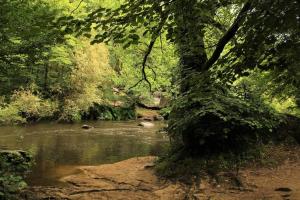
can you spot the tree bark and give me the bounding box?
[171,1,252,151]
[44,63,49,91]
[174,0,208,93]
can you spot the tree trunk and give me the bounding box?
[44,63,49,91]
[171,0,210,150]
[170,1,253,152]
[174,0,208,93]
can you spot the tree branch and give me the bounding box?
[129,15,168,92]
[140,38,156,91]
[71,0,84,14]
[128,79,143,91]
[204,1,252,70]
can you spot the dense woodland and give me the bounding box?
[0,0,300,199]
[0,0,177,124]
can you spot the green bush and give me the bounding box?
[0,105,26,125]
[0,151,33,200]
[159,107,171,120]
[82,103,136,121]
[11,90,58,121]
[168,76,283,155]
[58,99,82,122]
[0,90,58,125]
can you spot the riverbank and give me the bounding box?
[22,146,300,200]
[0,121,167,187]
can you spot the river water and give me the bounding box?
[0,121,167,186]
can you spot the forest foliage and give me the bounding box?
[61,0,299,153]
[1,0,299,126]
[0,151,32,199]
[0,0,177,124]
[0,0,299,196]
[0,0,298,150]
[0,0,299,156]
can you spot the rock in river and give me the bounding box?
[138,122,155,128]
[82,125,93,129]
[154,115,164,121]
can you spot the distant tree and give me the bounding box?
[0,0,67,96]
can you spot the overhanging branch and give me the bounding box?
[204,1,252,70]
[71,0,84,14]
[129,14,168,92]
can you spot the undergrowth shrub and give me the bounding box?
[82,103,136,120]
[0,90,58,125]
[159,107,171,120]
[58,99,82,122]
[168,76,283,155]
[0,151,33,200]
[11,90,58,121]
[157,75,284,179]
[0,105,26,125]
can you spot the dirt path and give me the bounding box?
[23,155,300,200]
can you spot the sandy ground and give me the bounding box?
[23,152,300,200]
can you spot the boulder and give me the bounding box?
[138,122,155,128]
[154,115,164,121]
[82,125,93,129]
[142,117,154,121]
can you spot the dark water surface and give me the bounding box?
[0,121,167,186]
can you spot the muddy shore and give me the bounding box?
[21,151,300,200]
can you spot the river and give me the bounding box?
[0,121,167,186]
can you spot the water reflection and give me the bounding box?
[0,121,167,186]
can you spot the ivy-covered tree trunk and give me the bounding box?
[168,1,280,155]
[296,91,300,107]
[174,0,208,93]
[171,0,211,151]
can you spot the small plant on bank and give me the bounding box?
[0,150,33,200]
[156,76,285,182]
